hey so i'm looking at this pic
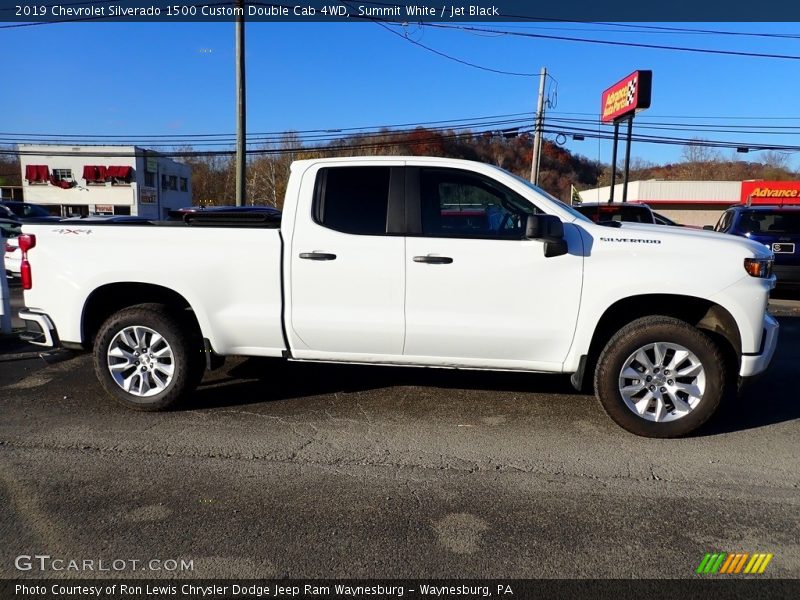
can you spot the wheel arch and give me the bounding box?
[81,283,203,348]
[582,294,741,383]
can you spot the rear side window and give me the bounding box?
[315,167,390,235]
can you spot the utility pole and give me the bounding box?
[530,67,547,185]
[622,115,634,202]
[235,0,246,206]
[0,228,10,334]
[608,122,619,203]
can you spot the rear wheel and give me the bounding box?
[594,316,728,438]
[93,303,204,411]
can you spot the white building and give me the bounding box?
[579,179,800,227]
[19,145,191,219]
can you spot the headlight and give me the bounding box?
[743,257,773,278]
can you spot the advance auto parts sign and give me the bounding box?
[741,180,800,205]
[601,70,652,123]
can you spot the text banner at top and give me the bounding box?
[3,0,800,22]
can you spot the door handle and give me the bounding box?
[299,252,337,261]
[413,255,453,264]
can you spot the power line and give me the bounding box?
[370,18,536,77]
[545,116,800,133]
[491,19,800,40]
[469,22,800,39]
[4,105,800,151]
[3,120,800,153]
[5,122,800,160]
[581,21,800,41]
[551,111,800,121]
[413,22,800,62]
[0,112,535,141]
[0,120,534,147]
[7,110,800,145]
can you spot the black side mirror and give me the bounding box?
[526,214,568,258]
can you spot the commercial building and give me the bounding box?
[18,145,191,219]
[577,180,800,227]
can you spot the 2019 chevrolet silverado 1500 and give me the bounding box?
[17,157,778,437]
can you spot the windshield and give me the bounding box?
[506,172,593,223]
[738,211,800,235]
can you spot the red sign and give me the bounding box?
[601,70,652,123]
[741,180,800,205]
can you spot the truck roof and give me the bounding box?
[290,156,513,169]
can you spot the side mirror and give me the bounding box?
[703,225,715,231]
[526,214,568,258]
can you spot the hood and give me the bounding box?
[586,221,774,259]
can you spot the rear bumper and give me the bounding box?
[739,313,779,378]
[18,309,58,347]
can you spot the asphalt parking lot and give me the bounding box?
[1,284,799,580]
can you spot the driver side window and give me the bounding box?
[715,210,733,232]
[419,168,535,239]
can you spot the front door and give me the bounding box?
[403,167,583,369]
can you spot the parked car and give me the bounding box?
[18,157,777,438]
[574,202,657,224]
[652,211,704,230]
[713,204,800,288]
[575,202,700,229]
[1,217,22,279]
[168,205,281,223]
[60,215,154,224]
[0,200,60,223]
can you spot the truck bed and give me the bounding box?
[22,221,287,357]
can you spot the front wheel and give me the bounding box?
[594,316,728,438]
[93,303,204,411]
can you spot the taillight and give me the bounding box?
[21,260,32,290]
[18,234,36,290]
[18,234,36,252]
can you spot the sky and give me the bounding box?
[4,19,800,169]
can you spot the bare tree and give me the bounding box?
[679,140,723,180]
[681,140,722,164]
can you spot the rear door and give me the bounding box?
[403,166,583,369]
[288,164,407,358]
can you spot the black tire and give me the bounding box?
[93,303,204,411]
[594,316,728,438]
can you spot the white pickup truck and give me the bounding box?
[17,157,778,437]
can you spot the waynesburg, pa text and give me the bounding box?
[15,583,514,597]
